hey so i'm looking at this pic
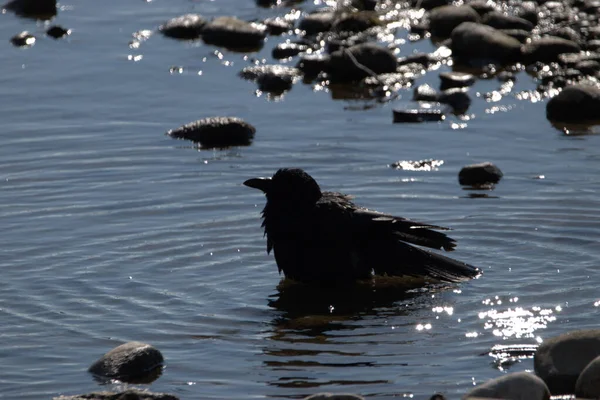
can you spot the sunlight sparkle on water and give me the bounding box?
[478,303,557,339]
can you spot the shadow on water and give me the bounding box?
[261,277,454,390]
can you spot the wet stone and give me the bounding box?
[296,54,331,76]
[46,25,70,39]
[167,116,256,148]
[546,83,600,124]
[332,11,380,33]
[304,394,365,400]
[159,14,207,40]
[535,329,600,394]
[521,36,582,64]
[575,355,600,398]
[428,5,481,38]
[465,372,550,400]
[351,0,378,11]
[240,65,300,93]
[438,87,472,113]
[482,11,535,31]
[575,60,600,75]
[202,16,266,51]
[3,0,56,19]
[458,162,503,186]
[515,1,539,25]
[451,22,522,65]
[439,71,476,89]
[298,12,336,35]
[500,29,531,43]
[329,42,397,81]
[53,388,179,400]
[263,17,293,35]
[467,0,498,16]
[10,31,35,47]
[272,43,309,59]
[413,83,439,101]
[398,52,432,67]
[392,105,446,123]
[88,342,164,383]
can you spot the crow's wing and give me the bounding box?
[351,208,457,251]
[314,192,480,282]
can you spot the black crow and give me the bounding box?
[244,168,480,284]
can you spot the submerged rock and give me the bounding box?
[464,371,550,400]
[167,117,256,148]
[272,43,309,59]
[534,329,600,394]
[3,0,56,19]
[53,388,179,400]
[329,43,397,81]
[159,14,207,40]
[88,342,164,383]
[240,65,301,93]
[458,162,503,186]
[393,105,446,123]
[46,25,71,39]
[10,31,35,47]
[451,22,521,65]
[546,84,600,123]
[202,17,266,51]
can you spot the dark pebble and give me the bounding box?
[10,31,35,47]
[438,87,472,114]
[159,14,207,40]
[3,0,56,19]
[398,52,432,66]
[88,342,164,383]
[296,54,331,76]
[53,388,179,400]
[428,5,481,38]
[439,71,476,89]
[202,16,266,51]
[459,162,503,186]
[263,17,293,35]
[521,36,582,64]
[46,25,70,39]
[499,29,531,43]
[329,43,397,81]
[393,106,446,123]
[467,0,497,16]
[332,11,380,33]
[482,11,534,31]
[298,12,335,35]
[167,116,256,148]
[413,83,439,101]
[451,22,522,65]
[272,43,309,59]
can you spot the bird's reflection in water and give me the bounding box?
[262,276,454,392]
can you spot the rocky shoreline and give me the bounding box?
[54,329,600,399]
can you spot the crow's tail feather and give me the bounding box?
[372,241,481,283]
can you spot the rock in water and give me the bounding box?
[167,117,256,148]
[88,341,164,383]
[458,162,503,186]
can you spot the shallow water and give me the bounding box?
[1,1,600,399]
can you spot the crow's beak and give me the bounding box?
[243,177,272,193]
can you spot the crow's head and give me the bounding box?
[244,168,322,208]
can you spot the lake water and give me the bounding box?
[1,1,600,399]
